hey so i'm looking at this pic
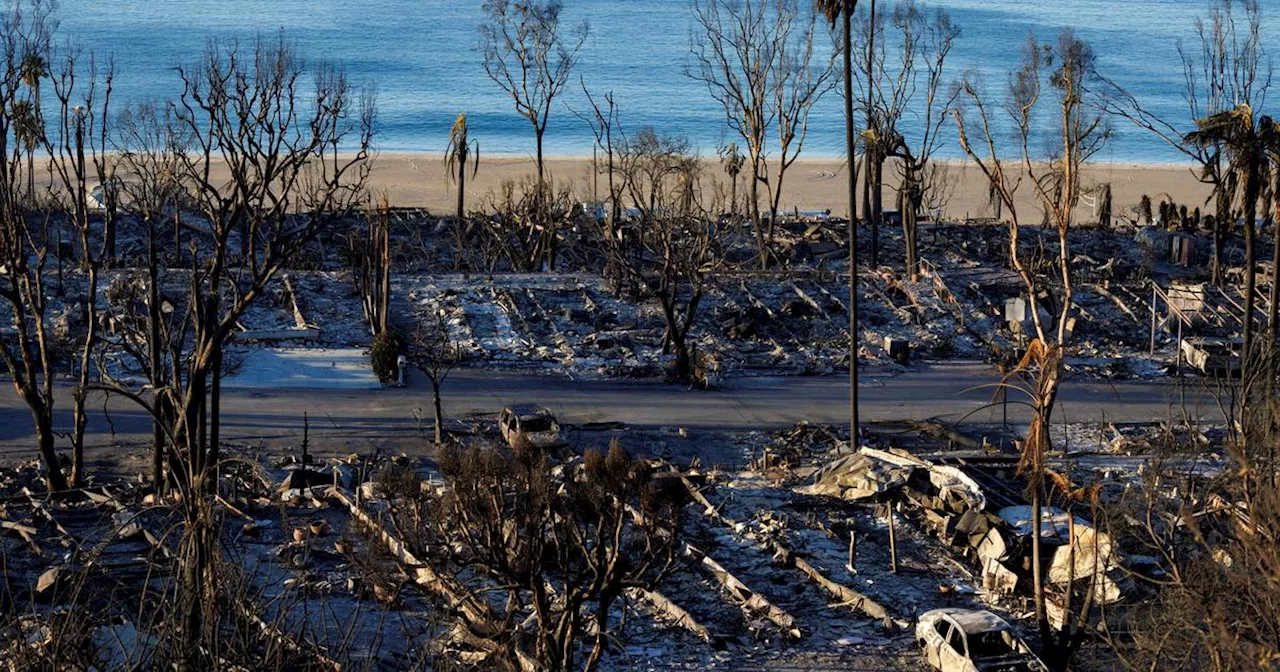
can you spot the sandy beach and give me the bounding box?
[366,152,1214,222]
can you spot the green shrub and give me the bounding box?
[370,329,405,385]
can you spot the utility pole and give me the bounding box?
[843,1,860,447]
[866,0,880,268]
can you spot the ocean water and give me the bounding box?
[50,0,1275,163]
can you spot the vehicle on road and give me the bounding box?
[499,404,563,450]
[916,608,1048,672]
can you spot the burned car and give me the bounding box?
[917,608,1048,672]
[499,404,563,449]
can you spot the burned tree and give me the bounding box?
[577,82,634,295]
[619,127,691,219]
[619,144,722,385]
[483,177,578,272]
[953,31,1109,670]
[689,0,835,269]
[43,48,116,488]
[480,1,586,271]
[856,0,883,265]
[348,196,391,336]
[0,2,111,491]
[0,18,63,488]
[1015,33,1110,667]
[480,0,587,193]
[435,440,685,671]
[99,37,374,667]
[879,1,959,281]
[113,102,188,495]
[408,310,460,445]
[718,140,744,216]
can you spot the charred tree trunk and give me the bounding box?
[729,172,738,217]
[178,508,215,671]
[103,203,116,265]
[71,387,87,487]
[1212,184,1231,287]
[147,228,166,494]
[377,222,389,336]
[70,265,100,488]
[432,380,444,445]
[870,151,882,268]
[153,393,169,495]
[208,346,222,486]
[750,164,769,269]
[900,164,921,281]
[32,405,67,492]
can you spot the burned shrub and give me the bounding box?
[433,440,686,671]
[374,462,423,501]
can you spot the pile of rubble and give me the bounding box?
[13,218,1227,384]
[797,443,1141,632]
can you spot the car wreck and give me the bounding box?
[917,608,1049,672]
[499,404,564,450]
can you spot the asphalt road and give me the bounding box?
[0,361,1230,463]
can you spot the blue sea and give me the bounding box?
[50,0,1276,163]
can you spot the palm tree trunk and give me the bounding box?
[456,155,467,221]
[26,151,34,202]
[1243,168,1260,375]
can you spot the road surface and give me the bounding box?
[0,361,1228,462]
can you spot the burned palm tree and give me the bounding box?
[1185,105,1280,373]
[444,112,479,221]
[10,98,40,201]
[18,51,47,200]
[718,141,744,216]
[1103,0,1268,287]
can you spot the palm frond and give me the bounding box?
[814,0,857,27]
[444,113,479,182]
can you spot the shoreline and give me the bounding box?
[372,149,1201,171]
[363,152,1212,219]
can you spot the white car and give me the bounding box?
[916,608,1048,672]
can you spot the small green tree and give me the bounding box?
[370,329,405,385]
